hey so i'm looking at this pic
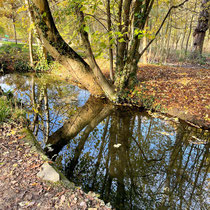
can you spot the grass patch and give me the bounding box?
[0,41,29,53]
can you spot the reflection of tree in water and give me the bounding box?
[46,97,209,210]
[29,75,80,144]
[1,73,80,143]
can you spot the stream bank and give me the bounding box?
[0,123,112,209]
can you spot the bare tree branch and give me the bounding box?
[139,0,189,58]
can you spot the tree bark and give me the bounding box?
[106,0,114,81]
[12,17,17,44]
[192,0,209,57]
[25,0,34,66]
[185,0,198,55]
[28,0,117,101]
[28,29,34,66]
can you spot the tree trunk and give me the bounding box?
[28,0,117,101]
[142,34,148,64]
[192,0,209,57]
[141,19,149,64]
[185,0,198,55]
[107,0,114,81]
[12,18,17,44]
[29,29,34,66]
[26,0,34,66]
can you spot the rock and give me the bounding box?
[37,162,60,182]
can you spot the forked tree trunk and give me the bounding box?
[28,0,117,101]
[28,0,189,101]
[192,0,209,57]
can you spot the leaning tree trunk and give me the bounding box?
[27,0,117,101]
[192,0,209,57]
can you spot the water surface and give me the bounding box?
[0,73,209,210]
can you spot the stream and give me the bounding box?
[0,73,209,210]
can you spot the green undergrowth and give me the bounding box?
[0,89,26,124]
[0,42,32,73]
[0,41,54,73]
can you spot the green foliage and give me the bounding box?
[35,59,50,71]
[14,60,31,72]
[0,88,26,123]
[0,26,5,35]
[0,97,11,122]
[0,43,20,53]
[34,46,54,72]
[141,95,155,109]
[0,43,32,72]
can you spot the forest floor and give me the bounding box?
[135,64,210,129]
[0,122,112,210]
[101,63,210,129]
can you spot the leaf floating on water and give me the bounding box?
[113,144,121,148]
[158,131,170,136]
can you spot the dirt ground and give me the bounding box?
[0,122,112,210]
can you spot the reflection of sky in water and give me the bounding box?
[0,75,89,106]
[1,83,16,91]
[0,73,209,210]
